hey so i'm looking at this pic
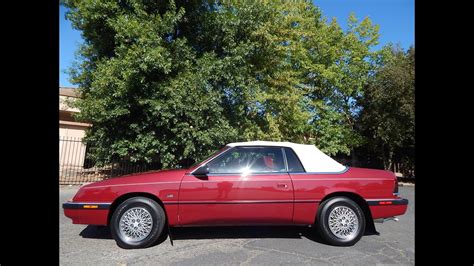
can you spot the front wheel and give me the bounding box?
[316,197,365,246]
[110,197,166,249]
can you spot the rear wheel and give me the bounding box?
[110,197,166,249]
[316,197,365,246]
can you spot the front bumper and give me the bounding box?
[63,202,111,225]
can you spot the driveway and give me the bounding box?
[60,186,414,265]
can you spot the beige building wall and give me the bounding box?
[59,123,88,167]
[59,87,92,168]
[60,95,80,112]
[60,125,86,138]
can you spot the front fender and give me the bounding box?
[65,181,181,225]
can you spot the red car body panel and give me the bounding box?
[289,167,406,223]
[179,173,294,225]
[369,205,407,219]
[64,163,408,227]
[64,209,109,225]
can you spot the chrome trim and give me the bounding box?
[181,178,290,183]
[281,147,289,172]
[289,166,349,175]
[185,172,290,177]
[162,199,320,205]
[283,147,306,172]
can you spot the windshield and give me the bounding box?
[188,145,230,170]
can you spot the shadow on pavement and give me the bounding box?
[79,225,379,246]
[170,226,332,245]
[80,225,113,239]
[171,226,304,239]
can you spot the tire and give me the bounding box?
[316,196,365,246]
[110,197,166,249]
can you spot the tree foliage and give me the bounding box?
[358,44,415,175]
[63,0,412,170]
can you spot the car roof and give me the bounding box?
[227,141,307,148]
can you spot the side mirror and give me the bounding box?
[193,164,209,176]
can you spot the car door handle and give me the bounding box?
[277,183,288,189]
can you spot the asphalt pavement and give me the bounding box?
[60,186,414,265]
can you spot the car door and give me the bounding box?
[178,146,294,225]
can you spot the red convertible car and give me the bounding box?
[63,141,408,248]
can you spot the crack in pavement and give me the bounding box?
[243,241,335,264]
[239,250,264,265]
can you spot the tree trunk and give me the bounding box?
[382,145,394,171]
[387,149,394,171]
[382,145,388,170]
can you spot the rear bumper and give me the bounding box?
[367,198,409,219]
[367,198,408,206]
[63,202,111,225]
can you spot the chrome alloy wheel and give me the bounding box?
[119,207,154,242]
[328,206,359,240]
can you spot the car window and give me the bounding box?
[189,146,229,169]
[208,147,286,174]
[284,147,305,172]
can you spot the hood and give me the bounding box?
[82,168,188,189]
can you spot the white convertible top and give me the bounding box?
[227,141,346,173]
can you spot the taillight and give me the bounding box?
[393,178,399,194]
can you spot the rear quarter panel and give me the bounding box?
[290,167,396,224]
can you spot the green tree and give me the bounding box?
[358,44,415,175]
[302,13,380,155]
[183,1,320,142]
[65,0,238,168]
[64,0,382,167]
